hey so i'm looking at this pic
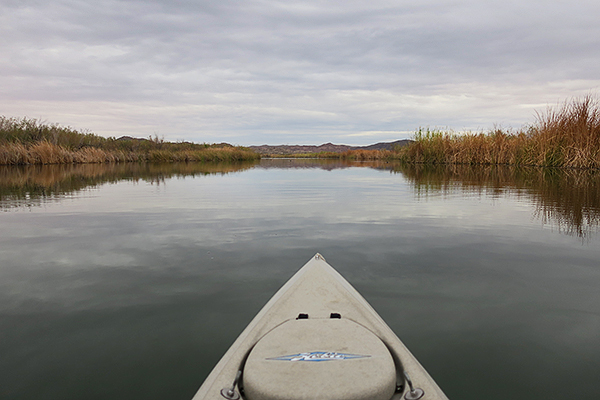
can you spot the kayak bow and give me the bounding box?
[192,253,449,400]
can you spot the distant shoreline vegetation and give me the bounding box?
[0,117,259,165]
[268,96,600,170]
[2,95,599,168]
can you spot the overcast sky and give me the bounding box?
[1,0,599,145]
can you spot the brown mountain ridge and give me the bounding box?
[249,139,412,155]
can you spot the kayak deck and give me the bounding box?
[192,254,449,400]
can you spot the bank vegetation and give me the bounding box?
[0,117,259,165]
[400,95,600,169]
[312,96,600,169]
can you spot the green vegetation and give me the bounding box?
[0,116,260,165]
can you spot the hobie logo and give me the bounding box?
[268,351,370,362]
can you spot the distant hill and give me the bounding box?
[249,140,412,155]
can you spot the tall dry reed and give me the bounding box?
[0,116,260,165]
[400,95,600,169]
[0,140,259,165]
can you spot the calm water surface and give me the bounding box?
[1,160,599,400]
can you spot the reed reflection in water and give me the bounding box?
[0,161,259,210]
[2,161,599,239]
[396,163,600,239]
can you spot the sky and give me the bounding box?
[1,0,599,146]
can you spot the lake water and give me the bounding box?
[1,160,599,400]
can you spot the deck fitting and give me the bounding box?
[403,371,425,400]
[220,371,241,400]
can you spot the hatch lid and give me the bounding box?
[243,318,396,400]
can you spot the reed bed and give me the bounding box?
[399,95,600,169]
[338,149,392,160]
[0,140,136,165]
[0,116,260,165]
[0,141,259,165]
[304,96,600,169]
[145,147,259,163]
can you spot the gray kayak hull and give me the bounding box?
[192,254,449,400]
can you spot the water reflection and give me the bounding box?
[397,164,600,238]
[1,160,599,400]
[0,162,258,209]
[256,158,389,170]
[1,160,599,238]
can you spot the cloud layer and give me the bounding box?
[2,0,599,144]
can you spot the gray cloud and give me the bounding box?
[1,0,599,144]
